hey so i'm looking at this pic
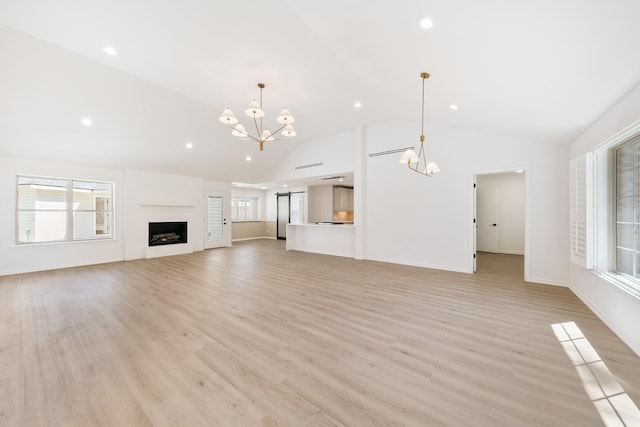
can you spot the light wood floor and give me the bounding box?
[1,240,639,426]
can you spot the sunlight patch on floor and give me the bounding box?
[552,321,640,427]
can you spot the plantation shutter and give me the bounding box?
[569,153,593,269]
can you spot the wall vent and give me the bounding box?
[321,175,344,180]
[295,162,323,170]
[368,147,413,158]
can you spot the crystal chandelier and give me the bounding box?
[218,83,296,151]
[400,72,440,176]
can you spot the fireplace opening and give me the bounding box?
[148,222,187,246]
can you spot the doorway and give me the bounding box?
[276,191,305,240]
[276,193,290,240]
[473,170,527,278]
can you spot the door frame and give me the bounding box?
[276,192,291,240]
[470,168,531,281]
[275,191,306,239]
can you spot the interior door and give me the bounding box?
[473,177,477,272]
[277,193,290,240]
[205,192,226,249]
[477,186,499,253]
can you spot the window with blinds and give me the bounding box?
[569,153,593,268]
[16,176,114,244]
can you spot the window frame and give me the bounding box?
[588,120,640,298]
[16,175,115,245]
[613,136,640,282]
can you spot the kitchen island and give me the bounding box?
[286,223,356,258]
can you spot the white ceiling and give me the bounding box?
[1,0,640,184]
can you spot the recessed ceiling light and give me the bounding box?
[419,16,434,29]
[261,187,266,190]
[354,101,362,109]
[516,169,524,173]
[185,142,193,149]
[81,117,92,126]
[449,104,459,110]
[339,178,344,182]
[246,156,252,162]
[283,184,288,188]
[102,46,118,56]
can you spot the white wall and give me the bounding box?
[477,173,525,255]
[260,131,355,183]
[265,191,277,223]
[569,82,640,356]
[364,120,569,284]
[0,156,124,275]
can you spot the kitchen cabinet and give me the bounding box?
[333,187,354,212]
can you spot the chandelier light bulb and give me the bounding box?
[244,100,265,118]
[282,124,296,138]
[218,108,238,125]
[400,149,419,165]
[426,162,440,176]
[277,108,295,124]
[231,124,247,137]
[261,129,274,142]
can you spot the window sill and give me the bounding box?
[594,270,640,301]
[14,237,118,247]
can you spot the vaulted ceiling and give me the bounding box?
[1,0,640,183]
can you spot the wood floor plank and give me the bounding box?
[1,241,639,426]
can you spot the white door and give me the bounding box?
[205,192,225,249]
[477,186,499,253]
[473,177,477,272]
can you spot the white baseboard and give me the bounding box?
[527,276,570,287]
[498,250,525,255]
[364,255,470,274]
[0,256,123,277]
[232,236,277,242]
